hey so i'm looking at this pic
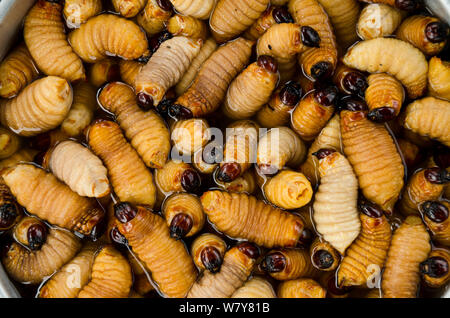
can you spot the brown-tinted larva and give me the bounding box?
[137,0,173,36]
[88,58,120,88]
[244,6,294,41]
[428,56,450,101]
[421,201,450,247]
[231,276,276,298]
[260,248,318,280]
[190,233,227,273]
[277,278,326,298]
[420,248,450,289]
[309,237,341,271]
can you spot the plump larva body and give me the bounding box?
[48,140,110,198]
[77,245,132,298]
[135,36,203,106]
[261,248,318,280]
[191,233,227,273]
[257,127,306,174]
[337,210,392,287]
[169,0,216,20]
[401,97,450,147]
[0,76,72,137]
[2,227,81,284]
[187,243,258,298]
[99,82,170,169]
[155,160,197,194]
[0,44,38,99]
[175,37,253,117]
[428,57,450,101]
[343,38,428,99]
[201,191,305,248]
[88,120,156,207]
[171,118,210,155]
[313,151,361,254]
[61,82,97,137]
[244,6,294,41]
[137,0,172,36]
[167,15,207,39]
[112,0,147,17]
[88,58,120,88]
[116,205,197,298]
[357,3,404,40]
[422,201,450,247]
[264,170,313,210]
[288,0,338,79]
[309,237,341,271]
[39,244,97,298]
[278,278,326,298]
[382,216,431,298]
[341,110,404,213]
[216,169,258,194]
[210,0,270,43]
[300,114,342,187]
[64,0,102,27]
[421,248,450,289]
[119,60,144,88]
[24,0,85,82]
[0,148,37,171]
[69,14,149,63]
[231,277,276,298]
[0,127,21,160]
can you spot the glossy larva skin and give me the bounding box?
[168,15,208,39]
[171,118,210,156]
[216,169,258,194]
[231,276,276,298]
[64,0,102,27]
[2,227,81,284]
[402,97,450,147]
[0,127,21,160]
[116,206,197,298]
[264,248,318,280]
[423,201,450,247]
[244,6,281,41]
[313,152,361,254]
[210,0,270,43]
[0,44,39,99]
[88,59,119,88]
[365,73,404,118]
[169,0,216,20]
[191,233,227,272]
[428,57,450,101]
[98,82,170,169]
[309,237,341,271]
[343,38,428,99]
[69,14,149,63]
[357,3,404,40]
[277,278,326,298]
[421,248,450,288]
[24,1,85,82]
[0,148,37,171]
[382,216,431,298]
[137,0,173,36]
[112,0,147,18]
[119,60,144,88]
[0,76,72,137]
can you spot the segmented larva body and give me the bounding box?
[48,140,110,198]
[428,57,450,101]
[88,58,120,88]
[175,38,217,96]
[171,118,210,156]
[187,244,258,298]
[264,170,313,210]
[2,228,81,284]
[112,0,147,17]
[64,0,102,27]
[137,0,173,36]
[3,164,104,235]
[262,248,318,280]
[337,212,392,287]
[0,76,72,137]
[396,15,448,56]
[343,38,428,99]
[341,110,404,213]
[175,37,253,117]
[39,244,97,298]
[231,277,276,298]
[24,0,85,82]
[191,233,227,273]
[288,0,338,79]
[422,201,450,247]
[317,0,360,49]
[257,127,307,174]
[402,97,450,147]
[210,0,270,43]
[332,62,368,96]
[0,148,37,171]
[119,60,144,88]
[88,120,156,207]
[300,114,342,187]
[61,82,97,137]
[313,151,361,254]
[155,160,194,194]
[98,82,170,169]
[244,6,288,41]
[69,14,149,63]
[382,216,431,298]
[116,205,197,298]
[357,3,404,40]
[201,191,305,248]
[127,251,154,296]
[169,0,216,20]
[277,278,326,298]
[216,169,258,194]
[0,127,21,160]
[421,248,450,288]
[0,44,38,99]
[192,144,218,175]
[309,237,341,271]
[168,15,207,39]
[135,37,203,106]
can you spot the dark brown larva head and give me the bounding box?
[359,200,384,218]
[280,81,302,106]
[367,107,397,123]
[168,104,194,120]
[148,31,173,54]
[312,249,335,270]
[342,71,368,96]
[217,163,241,183]
[314,86,338,106]
[114,202,138,223]
[181,169,202,193]
[395,0,421,11]
[156,98,173,118]
[156,0,173,12]
[420,256,449,278]
[298,228,314,247]
[312,148,336,160]
[340,96,368,112]
[200,246,223,273]
[137,92,154,110]
[237,241,260,259]
[260,251,286,273]
[169,213,193,240]
[425,21,449,43]
[257,55,278,73]
[424,167,450,184]
[27,223,47,251]
[311,62,333,80]
[0,204,20,231]
[421,201,449,223]
[272,6,294,24]
[110,226,128,245]
[301,26,321,48]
